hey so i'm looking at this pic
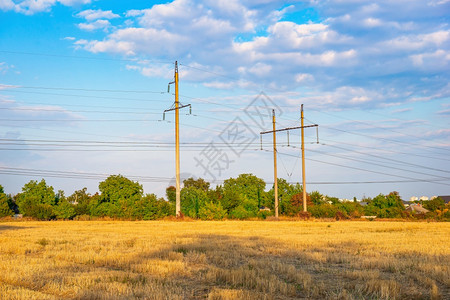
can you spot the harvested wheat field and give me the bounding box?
[0,220,448,300]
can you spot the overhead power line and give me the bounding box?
[0,50,173,64]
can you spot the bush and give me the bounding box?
[309,204,338,218]
[28,204,55,220]
[0,193,13,217]
[257,210,273,219]
[229,205,256,220]
[53,201,76,220]
[198,202,227,220]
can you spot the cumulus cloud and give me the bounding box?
[68,0,450,108]
[78,19,112,31]
[77,9,119,21]
[0,0,91,15]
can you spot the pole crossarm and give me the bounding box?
[164,104,191,113]
[260,124,318,135]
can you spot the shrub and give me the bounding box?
[309,204,338,218]
[0,192,13,217]
[28,204,55,220]
[230,205,256,220]
[198,202,227,220]
[53,201,76,220]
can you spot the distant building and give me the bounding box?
[259,206,271,212]
[438,196,450,204]
[406,204,429,214]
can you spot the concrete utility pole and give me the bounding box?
[272,109,279,218]
[164,61,191,217]
[301,104,307,212]
[260,105,318,213]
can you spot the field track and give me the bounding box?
[0,220,448,299]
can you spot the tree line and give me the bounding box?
[0,174,448,220]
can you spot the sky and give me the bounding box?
[0,0,449,201]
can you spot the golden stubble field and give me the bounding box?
[0,220,448,300]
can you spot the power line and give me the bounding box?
[0,50,173,64]
[2,84,167,94]
[322,143,450,174]
[267,149,450,187]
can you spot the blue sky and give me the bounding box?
[0,0,449,200]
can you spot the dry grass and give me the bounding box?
[0,220,448,299]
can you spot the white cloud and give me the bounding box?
[410,49,450,68]
[1,0,91,15]
[78,19,111,31]
[77,9,120,21]
[0,0,15,10]
[70,0,449,108]
[382,31,450,51]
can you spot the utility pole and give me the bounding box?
[260,105,318,213]
[164,61,191,217]
[301,104,307,212]
[272,109,279,218]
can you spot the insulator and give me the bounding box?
[316,126,319,144]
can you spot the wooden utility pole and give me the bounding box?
[301,104,307,212]
[260,105,318,213]
[272,109,279,218]
[164,61,191,217]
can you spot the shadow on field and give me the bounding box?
[0,224,32,232]
[36,233,449,299]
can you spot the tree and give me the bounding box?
[0,185,13,217]
[16,179,56,219]
[98,175,143,218]
[132,194,173,220]
[365,191,405,218]
[180,186,208,218]
[222,174,266,214]
[423,197,445,212]
[183,177,210,192]
[198,202,226,220]
[53,200,76,219]
[310,191,325,205]
[166,186,176,203]
[68,188,92,216]
[267,179,302,214]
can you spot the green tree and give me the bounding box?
[0,185,13,217]
[53,200,76,219]
[310,191,325,205]
[181,186,208,218]
[98,175,143,218]
[166,186,176,203]
[16,179,56,219]
[68,188,92,216]
[267,179,302,214]
[198,201,227,220]
[132,194,173,220]
[183,177,210,192]
[365,191,405,218]
[222,174,266,214]
[423,197,445,212]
